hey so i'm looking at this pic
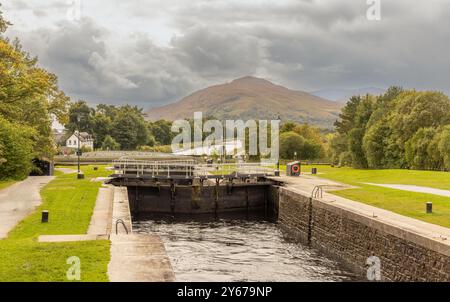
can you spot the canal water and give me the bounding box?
[133,215,358,282]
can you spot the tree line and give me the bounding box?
[0,7,69,179]
[64,101,175,151]
[330,87,450,170]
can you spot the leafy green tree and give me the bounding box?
[334,96,361,135]
[101,135,120,151]
[363,121,390,168]
[0,9,69,177]
[66,101,94,133]
[280,132,305,159]
[0,117,36,179]
[148,120,174,145]
[92,113,112,148]
[111,106,149,150]
[405,127,439,170]
[280,131,322,160]
[280,122,297,133]
[390,91,450,144]
[438,126,450,170]
[348,128,368,168]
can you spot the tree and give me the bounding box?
[405,127,439,170]
[111,106,149,150]
[0,9,69,176]
[363,121,390,168]
[280,122,297,133]
[0,117,36,179]
[0,4,11,34]
[66,101,94,133]
[101,135,120,151]
[334,96,362,135]
[92,113,112,148]
[390,91,450,144]
[348,128,368,168]
[279,131,322,160]
[148,120,173,145]
[330,86,450,170]
[437,126,450,170]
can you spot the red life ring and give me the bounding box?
[291,164,300,173]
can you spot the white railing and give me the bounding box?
[112,159,276,178]
[194,163,275,177]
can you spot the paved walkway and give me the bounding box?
[0,176,54,239]
[107,186,176,281]
[363,183,450,198]
[88,186,114,235]
[108,234,175,282]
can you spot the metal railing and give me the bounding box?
[115,219,129,234]
[112,159,276,178]
[311,186,323,198]
[113,159,197,177]
[194,162,275,177]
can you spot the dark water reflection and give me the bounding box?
[133,215,359,282]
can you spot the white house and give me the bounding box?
[66,131,94,150]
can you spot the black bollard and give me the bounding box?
[41,210,49,223]
[426,202,433,214]
[311,167,317,174]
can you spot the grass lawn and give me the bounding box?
[302,165,450,228]
[0,165,111,282]
[302,165,450,190]
[0,180,16,191]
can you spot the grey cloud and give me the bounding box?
[4,0,450,109]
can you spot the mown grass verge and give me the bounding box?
[0,165,111,281]
[303,165,450,228]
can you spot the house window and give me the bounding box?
[68,140,71,145]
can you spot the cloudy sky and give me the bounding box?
[2,0,450,108]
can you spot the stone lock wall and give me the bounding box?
[277,187,450,281]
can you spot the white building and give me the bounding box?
[66,131,94,150]
[172,139,243,156]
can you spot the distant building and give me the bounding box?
[66,131,94,150]
[172,139,243,156]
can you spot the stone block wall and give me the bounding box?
[278,187,450,281]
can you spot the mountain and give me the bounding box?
[145,76,342,128]
[311,87,385,103]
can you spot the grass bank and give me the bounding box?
[303,165,450,228]
[0,165,111,281]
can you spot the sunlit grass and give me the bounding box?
[303,165,450,228]
[0,165,112,281]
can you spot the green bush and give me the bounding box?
[101,135,120,151]
[0,118,36,179]
[280,131,322,160]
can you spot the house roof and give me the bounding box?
[70,131,93,142]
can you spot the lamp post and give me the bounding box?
[275,114,281,176]
[76,116,84,179]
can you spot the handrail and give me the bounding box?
[112,160,277,178]
[311,186,323,199]
[115,219,129,234]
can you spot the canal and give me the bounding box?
[133,214,359,282]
